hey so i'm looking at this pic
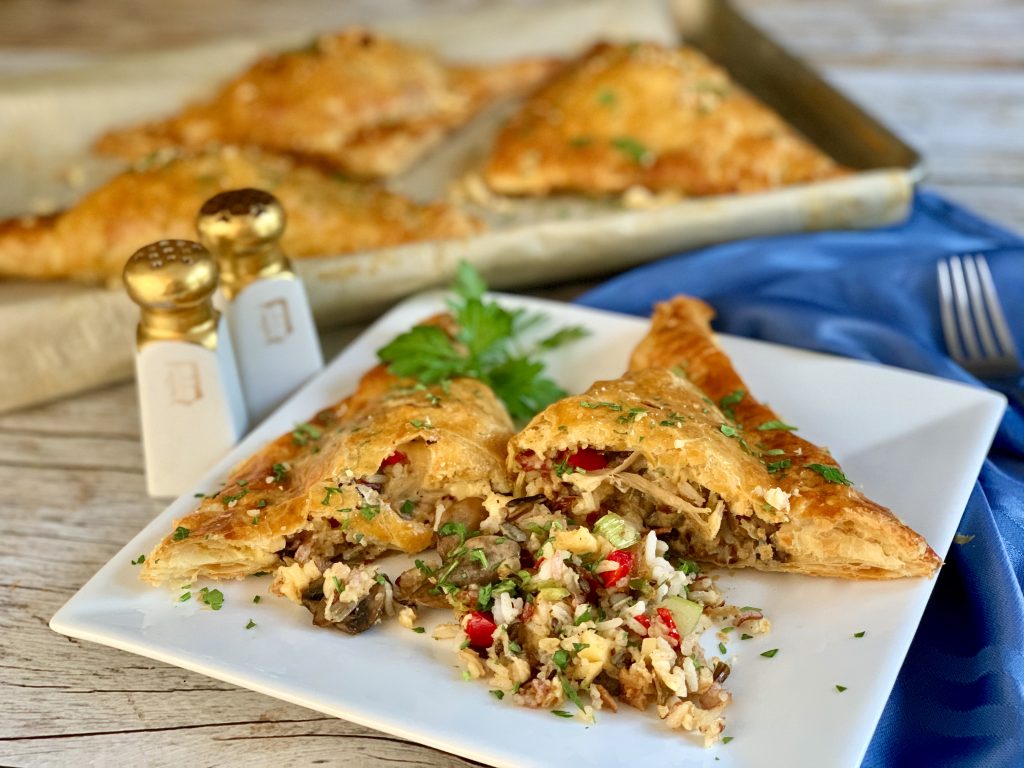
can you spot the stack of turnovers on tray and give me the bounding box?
[140,288,939,746]
[0,35,848,284]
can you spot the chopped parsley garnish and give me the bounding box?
[291,423,322,446]
[251,516,259,525]
[221,489,248,505]
[611,136,653,165]
[596,88,617,106]
[718,642,727,654]
[491,689,504,699]
[245,619,256,630]
[580,400,622,411]
[552,710,574,718]
[253,595,261,603]
[409,419,434,430]
[130,554,145,565]
[255,499,268,508]
[412,627,426,634]
[721,736,734,744]
[193,492,206,498]
[660,413,685,427]
[719,389,745,420]
[757,420,798,431]
[469,548,489,569]
[321,486,343,506]
[359,504,381,521]
[271,463,288,483]
[552,649,570,671]
[836,685,847,692]
[767,459,792,474]
[676,559,699,575]
[438,521,469,543]
[331,575,344,594]
[721,627,734,634]
[559,674,588,714]
[807,463,852,485]
[399,499,416,518]
[760,648,779,658]
[618,407,646,424]
[377,262,586,422]
[179,591,191,602]
[553,455,572,478]
[719,424,739,438]
[574,608,593,626]
[172,526,190,541]
[198,587,224,611]
[508,641,522,654]
[854,631,866,638]
[374,574,388,586]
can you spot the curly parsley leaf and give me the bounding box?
[377,263,587,422]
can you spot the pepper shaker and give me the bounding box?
[197,188,324,423]
[123,239,248,498]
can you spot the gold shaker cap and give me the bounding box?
[197,188,292,298]
[123,239,220,348]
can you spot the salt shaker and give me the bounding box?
[123,240,248,498]
[197,188,324,423]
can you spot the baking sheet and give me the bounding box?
[0,0,918,412]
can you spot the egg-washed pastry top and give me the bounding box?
[483,41,846,197]
[625,295,941,579]
[141,364,514,586]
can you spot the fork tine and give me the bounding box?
[962,254,1001,358]
[948,255,983,360]
[974,254,1021,363]
[937,258,967,362]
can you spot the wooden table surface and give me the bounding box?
[2,1,1021,766]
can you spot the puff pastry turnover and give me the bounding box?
[483,41,846,197]
[0,146,480,282]
[141,361,514,587]
[96,29,559,178]
[627,296,941,579]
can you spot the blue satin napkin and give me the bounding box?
[577,190,1024,768]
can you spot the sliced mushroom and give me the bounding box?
[300,576,386,634]
[444,535,521,587]
[395,558,450,609]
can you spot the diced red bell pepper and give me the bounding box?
[465,611,498,649]
[599,549,633,589]
[632,614,651,635]
[380,450,408,468]
[567,448,607,472]
[656,607,681,647]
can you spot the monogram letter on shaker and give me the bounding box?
[197,189,324,423]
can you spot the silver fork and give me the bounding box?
[937,253,1022,382]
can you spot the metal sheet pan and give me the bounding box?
[0,0,922,412]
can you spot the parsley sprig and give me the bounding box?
[377,263,587,421]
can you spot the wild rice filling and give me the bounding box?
[516,448,789,567]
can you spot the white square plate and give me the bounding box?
[51,292,1005,768]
